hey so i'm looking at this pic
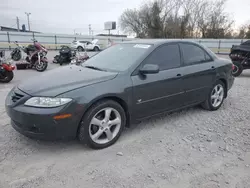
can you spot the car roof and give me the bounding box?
[122,39,198,46]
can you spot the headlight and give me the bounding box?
[24,97,72,108]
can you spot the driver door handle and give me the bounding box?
[176,73,182,77]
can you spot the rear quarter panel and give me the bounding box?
[214,57,234,91]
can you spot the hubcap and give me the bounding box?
[89,107,121,144]
[36,62,46,70]
[211,84,224,108]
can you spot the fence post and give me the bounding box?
[218,40,221,54]
[55,35,57,50]
[241,39,243,44]
[7,32,11,50]
[199,40,201,44]
[32,32,35,39]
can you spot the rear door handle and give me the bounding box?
[176,73,182,77]
[211,66,215,69]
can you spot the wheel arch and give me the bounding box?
[218,78,228,98]
[79,95,131,130]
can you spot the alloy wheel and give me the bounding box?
[211,84,224,108]
[89,107,122,144]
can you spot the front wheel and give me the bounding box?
[36,59,48,72]
[11,50,22,61]
[232,61,243,77]
[0,71,14,83]
[201,80,226,111]
[78,100,126,149]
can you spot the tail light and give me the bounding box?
[232,64,235,70]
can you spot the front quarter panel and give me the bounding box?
[58,74,133,122]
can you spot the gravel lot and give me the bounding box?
[0,52,250,188]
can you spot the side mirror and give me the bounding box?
[139,64,159,74]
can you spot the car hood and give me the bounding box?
[18,65,118,97]
[91,39,99,45]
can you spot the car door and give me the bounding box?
[131,43,185,119]
[179,42,216,105]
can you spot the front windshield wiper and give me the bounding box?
[83,65,107,72]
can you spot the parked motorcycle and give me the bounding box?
[11,39,48,72]
[53,45,76,65]
[70,50,89,65]
[0,50,15,83]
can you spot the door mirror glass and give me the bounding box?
[139,64,159,74]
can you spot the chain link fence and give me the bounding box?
[0,31,248,54]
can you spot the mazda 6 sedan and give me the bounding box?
[5,39,235,149]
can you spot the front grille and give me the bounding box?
[11,91,24,102]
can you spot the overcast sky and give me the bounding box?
[0,0,250,35]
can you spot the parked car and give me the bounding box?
[71,39,101,52]
[5,39,234,149]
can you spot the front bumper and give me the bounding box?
[5,87,83,141]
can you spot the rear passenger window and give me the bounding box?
[144,44,181,71]
[181,43,212,65]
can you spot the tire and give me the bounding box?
[232,61,243,77]
[78,100,126,149]
[77,46,84,52]
[201,80,226,111]
[36,60,48,72]
[94,46,99,51]
[0,71,14,83]
[11,51,21,61]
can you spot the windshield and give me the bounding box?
[83,43,152,72]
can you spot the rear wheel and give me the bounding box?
[94,46,99,51]
[202,80,225,111]
[78,100,126,149]
[232,61,243,77]
[0,71,14,83]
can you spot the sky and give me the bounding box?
[0,0,250,35]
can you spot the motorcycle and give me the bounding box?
[53,45,76,65]
[70,50,89,66]
[11,39,48,72]
[0,50,15,83]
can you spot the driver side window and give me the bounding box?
[143,44,181,71]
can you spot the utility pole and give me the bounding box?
[16,17,20,32]
[88,24,91,35]
[25,12,31,31]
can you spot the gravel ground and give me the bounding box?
[0,52,250,188]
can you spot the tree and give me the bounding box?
[119,0,234,38]
[246,26,250,39]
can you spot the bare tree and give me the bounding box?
[119,0,234,38]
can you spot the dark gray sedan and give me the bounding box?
[5,39,235,149]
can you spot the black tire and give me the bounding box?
[77,46,84,52]
[36,60,48,72]
[78,100,126,149]
[11,51,22,61]
[201,80,226,111]
[232,61,243,77]
[94,46,99,51]
[0,71,14,83]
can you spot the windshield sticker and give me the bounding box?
[133,44,151,49]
